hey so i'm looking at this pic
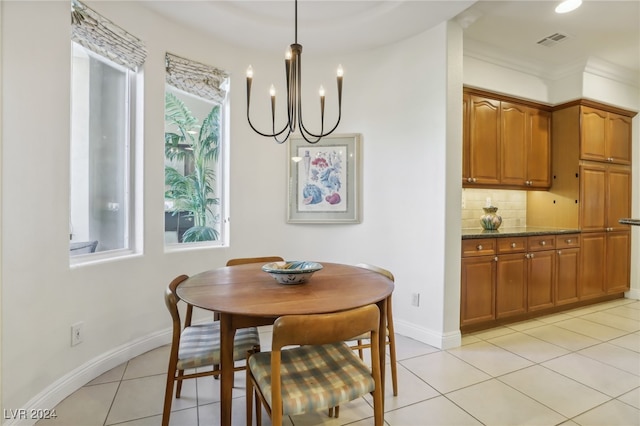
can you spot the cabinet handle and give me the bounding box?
[494,257,498,262]
[525,253,530,259]
[511,242,516,248]
[473,178,477,183]
[558,250,562,255]
[566,239,572,244]
[477,244,483,250]
[467,177,473,183]
[540,241,546,246]
[530,253,535,258]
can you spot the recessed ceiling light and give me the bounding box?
[555,0,582,14]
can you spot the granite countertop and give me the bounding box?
[462,226,581,240]
[619,218,640,226]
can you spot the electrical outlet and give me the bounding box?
[71,322,84,346]
[411,293,420,307]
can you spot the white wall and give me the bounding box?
[1,0,461,414]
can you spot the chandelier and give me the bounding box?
[246,0,343,144]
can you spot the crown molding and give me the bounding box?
[464,38,639,88]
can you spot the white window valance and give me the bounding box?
[71,0,146,70]
[165,53,229,104]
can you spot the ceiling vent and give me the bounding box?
[537,32,570,47]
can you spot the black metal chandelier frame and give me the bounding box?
[246,0,343,144]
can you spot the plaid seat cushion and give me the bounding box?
[177,323,260,370]
[249,342,375,416]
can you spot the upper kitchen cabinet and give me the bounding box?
[463,88,551,189]
[464,92,501,186]
[581,106,632,165]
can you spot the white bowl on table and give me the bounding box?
[261,261,323,285]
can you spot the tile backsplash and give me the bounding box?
[462,188,526,229]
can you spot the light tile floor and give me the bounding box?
[39,299,640,425]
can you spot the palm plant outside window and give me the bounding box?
[164,90,221,243]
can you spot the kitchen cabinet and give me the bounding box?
[581,106,632,165]
[555,234,580,306]
[460,239,497,327]
[606,230,631,294]
[462,233,567,328]
[579,230,630,299]
[464,93,501,185]
[496,252,527,318]
[496,235,555,318]
[501,104,551,188]
[526,235,556,312]
[463,89,551,189]
[579,162,631,232]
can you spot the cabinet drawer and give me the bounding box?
[556,234,580,249]
[497,237,527,254]
[462,239,496,257]
[528,235,556,251]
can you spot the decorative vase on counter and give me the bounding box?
[480,206,502,230]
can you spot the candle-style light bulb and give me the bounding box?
[285,49,292,60]
[319,85,325,97]
[269,84,276,97]
[246,65,253,79]
[337,64,344,78]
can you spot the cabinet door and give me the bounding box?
[501,102,528,186]
[607,113,631,165]
[580,233,606,299]
[556,247,580,305]
[580,164,607,231]
[606,166,631,230]
[469,96,501,185]
[527,250,555,311]
[527,109,551,188]
[496,253,527,318]
[462,93,470,184]
[606,231,630,293]
[461,256,496,326]
[580,106,608,162]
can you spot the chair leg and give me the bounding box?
[175,369,185,398]
[162,367,176,426]
[328,407,333,417]
[255,390,262,426]
[334,406,340,418]
[387,298,399,397]
[246,370,253,426]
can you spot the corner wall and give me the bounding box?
[1,0,461,414]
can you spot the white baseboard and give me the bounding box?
[394,318,461,350]
[625,288,640,300]
[3,329,172,426]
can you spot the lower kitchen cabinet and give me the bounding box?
[580,233,607,298]
[555,234,581,305]
[496,253,527,319]
[555,247,580,305]
[459,231,627,332]
[460,255,496,327]
[580,231,630,299]
[606,230,631,293]
[527,249,556,312]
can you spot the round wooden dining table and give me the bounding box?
[177,261,395,426]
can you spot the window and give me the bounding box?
[69,1,146,258]
[164,53,228,246]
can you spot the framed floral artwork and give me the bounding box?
[287,133,361,223]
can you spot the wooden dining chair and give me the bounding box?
[226,256,284,266]
[162,274,261,426]
[246,304,383,426]
[351,263,398,396]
